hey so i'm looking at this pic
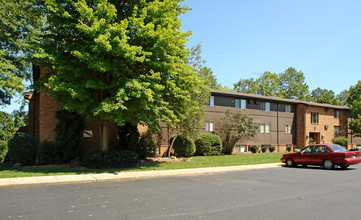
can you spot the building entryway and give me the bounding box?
[309,132,320,144]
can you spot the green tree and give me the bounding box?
[254,71,279,97]
[219,109,259,154]
[347,81,361,137]
[0,111,15,142]
[310,87,341,105]
[186,43,223,89]
[279,67,309,100]
[233,78,257,94]
[0,0,42,105]
[336,89,350,106]
[33,0,208,150]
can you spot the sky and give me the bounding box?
[2,0,360,114]
[180,0,361,93]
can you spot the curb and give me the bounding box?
[0,163,283,187]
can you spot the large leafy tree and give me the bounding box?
[347,81,361,137]
[186,43,223,90]
[0,0,42,105]
[279,67,309,100]
[336,89,350,106]
[219,109,259,154]
[310,87,341,105]
[234,71,279,96]
[33,0,208,150]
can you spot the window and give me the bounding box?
[285,105,291,113]
[235,145,247,153]
[325,108,329,112]
[260,124,270,133]
[285,125,292,134]
[334,126,340,135]
[311,112,319,124]
[208,96,215,106]
[334,110,339,118]
[235,99,247,109]
[206,121,214,132]
[261,102,270,111]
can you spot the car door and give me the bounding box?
[309,145,327,165]
[296,146,314,164]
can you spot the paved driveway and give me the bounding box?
[1,164,361,219]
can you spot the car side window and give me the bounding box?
[301,146,313,153]
[314,146,326,153]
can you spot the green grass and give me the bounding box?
[0,153,283,179]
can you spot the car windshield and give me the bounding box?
[329,145,348,152]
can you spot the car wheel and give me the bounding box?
[323,160,334,170]
[286,158,295,167]
[340,165,349,169]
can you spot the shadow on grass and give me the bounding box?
[0,160,165,178]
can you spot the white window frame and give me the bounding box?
[334,126,340,135]
[260,124,270,133]
[235,99,247,109]
[235,145,247,153]
[285,104,291,113]
[208,96,215,106]
[261,102,270,111]
[285,125,291,134]
[206,121,214,132]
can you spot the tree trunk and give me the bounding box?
[100,120,109,151]
[168,135,177,157]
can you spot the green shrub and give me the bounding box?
[269,146,276,152]
[173,134,196,157]
[138,131,158,159]
[38,140,64,165]
[261,146,267,153]
[0,141,8,163]
[195,133,222,156]
[250,145,258,153]
[55,110,85,162]
[82,150,139,169]
[7,136,39,165]
[286,145,292,152]
[332,136,349,148]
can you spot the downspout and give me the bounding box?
[277,103,279,152]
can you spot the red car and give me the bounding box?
[281,144,361,169]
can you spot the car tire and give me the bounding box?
[323,160,334,170]
[340,165,349,170]
[286,158,295,167]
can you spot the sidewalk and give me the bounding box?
[0,163,282,187]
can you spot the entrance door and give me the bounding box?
[309,132,320,144]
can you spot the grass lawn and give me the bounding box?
[0,153,283,179]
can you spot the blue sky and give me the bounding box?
[2,0,360,114]
[181,0,361,93]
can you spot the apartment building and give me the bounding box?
[27,68,361,156]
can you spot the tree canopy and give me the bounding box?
[33,0,208,138]
[347,81,361,137]
[219,109,259,154]
[0,0,42,105]
[234,68,309,98]
[310,87,341,105]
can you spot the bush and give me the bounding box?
[250,145,258,153]
[172,134,196,157]
[7,136,39,165]
[261,146,267,153]
[55,110,85,162]
[269,146,276,152]
[332,136,349,148]
[286,145,292,152]
[38,140,64,165]
[138,131,158,159]
[82,150,139,169]
[0,141,8,163]
[195,133,222,156]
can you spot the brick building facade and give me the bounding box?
[27,74,361,156]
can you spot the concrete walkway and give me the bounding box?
[0,163,283,187]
